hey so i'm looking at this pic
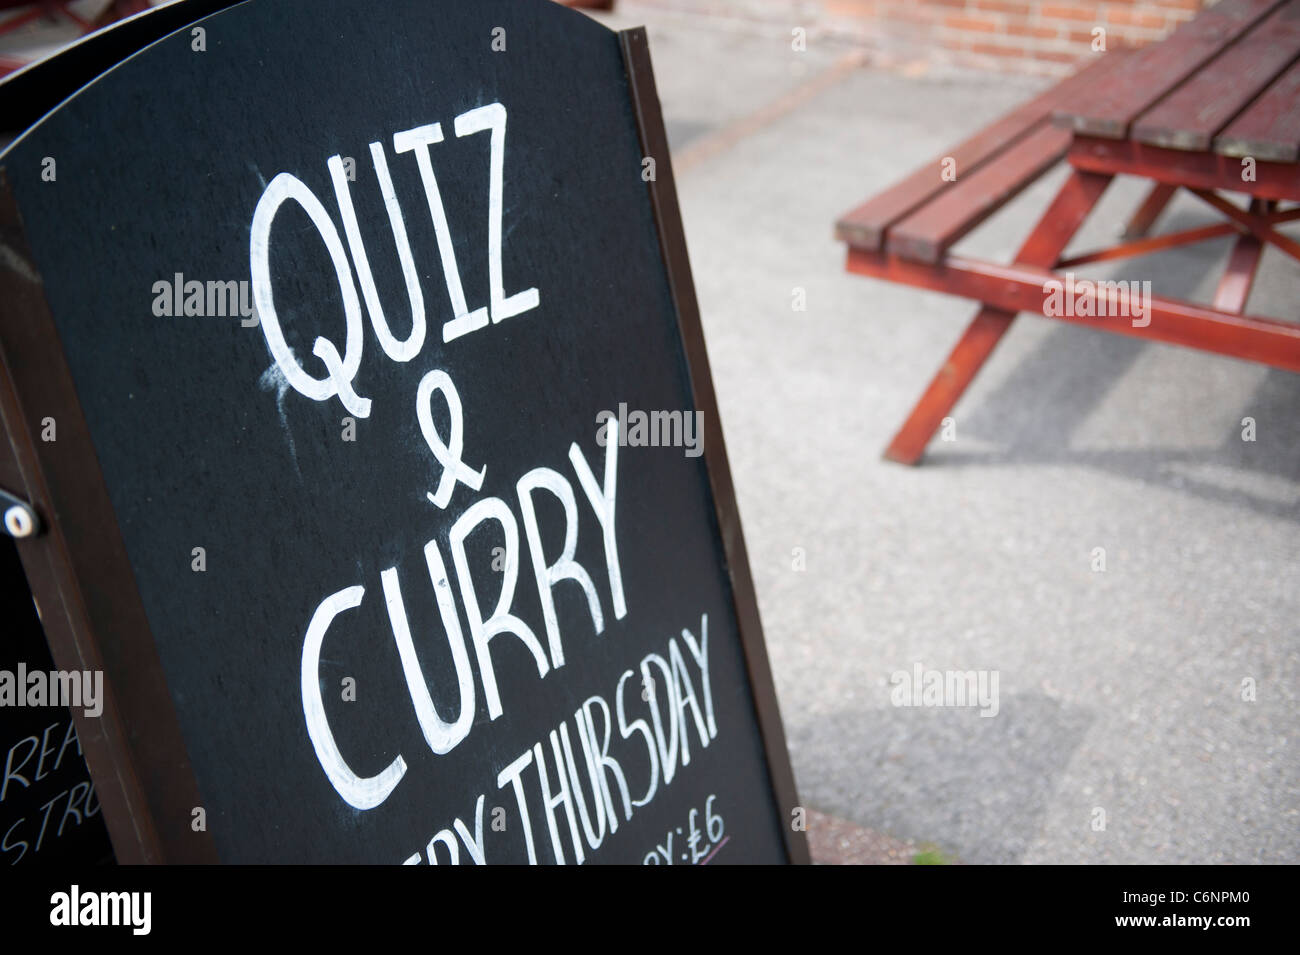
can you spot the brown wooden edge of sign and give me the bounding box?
[0,170,219,864]
[618,27,811,865]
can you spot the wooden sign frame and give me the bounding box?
[0,15,808,865]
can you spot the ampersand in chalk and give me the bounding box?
[417,369,485,508]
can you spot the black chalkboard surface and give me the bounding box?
[0,0,805,864]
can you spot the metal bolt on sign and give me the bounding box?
[1,488,40,538]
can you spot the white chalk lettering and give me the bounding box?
[301,586,406,809]
[250,173,371,417]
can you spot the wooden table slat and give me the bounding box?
[1071,135,1300,200]
[886,122,1073,263]
[1214,55,1300,161]
[1132,0,1300,151]
[1052,0,1282,139]
[835,52,1120,250]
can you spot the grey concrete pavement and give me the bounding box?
[594,2,1299,864]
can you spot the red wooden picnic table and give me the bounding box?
[837,0,1300,466]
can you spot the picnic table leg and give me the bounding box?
[883,169,1112,465]
[1122,182,1177,239]
[1212,199,1268,314]
[883,307,1015,464]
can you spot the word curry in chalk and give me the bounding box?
[301,425,625,811]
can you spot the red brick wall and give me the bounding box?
[830,0,1208,72]
[621,0,1213,75]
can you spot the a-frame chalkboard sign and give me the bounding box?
[0,0,807,864]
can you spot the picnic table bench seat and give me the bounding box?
[835,53,1120,265]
